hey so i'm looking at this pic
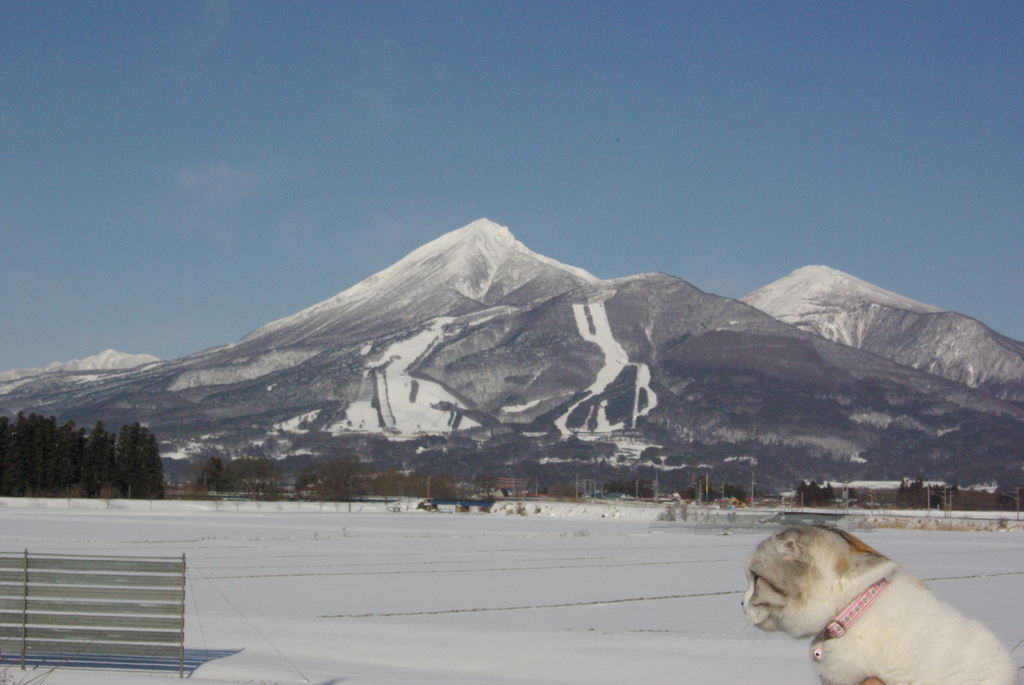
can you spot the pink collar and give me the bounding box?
[824,577,889,638]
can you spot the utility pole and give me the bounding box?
[749,465,755,506]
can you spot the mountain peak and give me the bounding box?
[244,219,598,346]
[401,218,517,267]
[455,217,512,239]
[358,218,597,300]
[0,349,160,382]
[743,265,943,316]
[743,265,1024,394]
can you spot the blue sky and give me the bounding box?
[2,1,1022,369]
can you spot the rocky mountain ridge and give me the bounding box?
[743,265,1024,401]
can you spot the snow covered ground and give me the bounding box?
[1,498,1021,684]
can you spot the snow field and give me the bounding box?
[0,500,1021,684]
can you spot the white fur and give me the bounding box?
[743,527,1018,685]
[812,573,1017,685]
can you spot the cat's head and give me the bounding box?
[742,526,897,638]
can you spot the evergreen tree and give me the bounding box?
[0,416,13,496]
[55,420,85,495]
[796,480,837,507]
[0,416,163,499]
[27,414,58,494]
[116,423,164,499]
[197,456,230,492]
[116,423,138,497]
[2,413,29,496]
[137,426,164,499]
[81,422,117,497]
[16,414,57,495]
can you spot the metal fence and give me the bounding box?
[0,551,186,677]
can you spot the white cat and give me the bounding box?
[742,526,1018,685]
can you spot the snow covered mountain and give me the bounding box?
[242,218,598,349]
[743,266,1024,400]
[0,349,160,383]
[3,224,1023,490]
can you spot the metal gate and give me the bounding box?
[0,551,185,676]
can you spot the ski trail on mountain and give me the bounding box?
[338,319,477,435]
[634,363,657,421]
[556,302,657,436]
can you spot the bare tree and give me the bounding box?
[300,455,365,503]
[227,455,281,500]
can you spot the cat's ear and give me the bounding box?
[835,544,892,577]
[774,529,806,561]
[832,529,895,579]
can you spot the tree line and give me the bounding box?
[0,413,164,499]
[190,454,491,502]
